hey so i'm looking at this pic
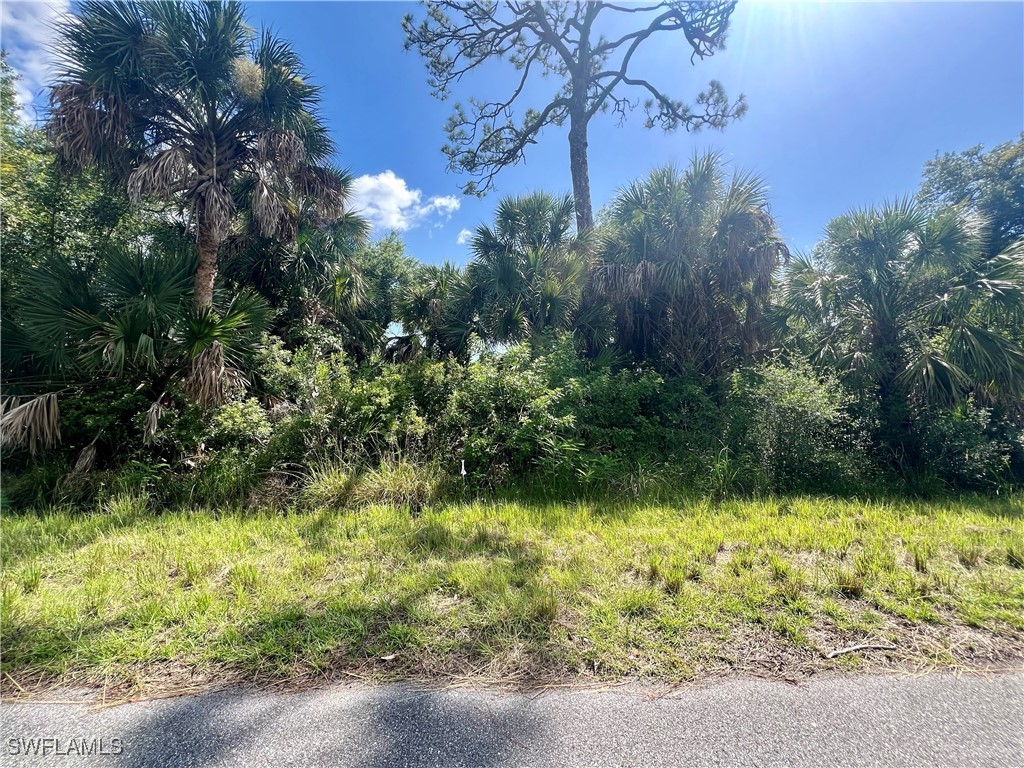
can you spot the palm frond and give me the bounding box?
[0,394,61,455]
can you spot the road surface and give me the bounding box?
[2,672,1022,767]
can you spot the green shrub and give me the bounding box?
[913,401,1013,491]
[729,360,870,493]
[1,460,69,509]
[58,381,150,460]
[208,398,273,449]
[165,448,263,507]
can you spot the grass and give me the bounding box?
[2,493,1023,691]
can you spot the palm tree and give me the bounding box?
[599,154,788,375]
[48,0,352,310]
[222,197,370,343]
[1,235,271,454]
[779,200,1024,453]
[466,192,598,345]
[399,261,478,360]
[5,237,270,389]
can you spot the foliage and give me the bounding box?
[4,240,272,409]
[599,156,788,375]
[48,0,357,308]
[466,192,605,346]
[918,134,1024,260]
[4,7,1023,502]
[780,200,1024,464]
[357,235,420,354]
[729,360,871,493]
[912,401,1014,491]
[399,261,477,360]
[0,56,139,317]
[209,398,273,449]
[223,210,370,344]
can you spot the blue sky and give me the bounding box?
[3,1,1022,264]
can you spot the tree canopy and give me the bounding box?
[48,0,357,310]
[918,134,1024,260]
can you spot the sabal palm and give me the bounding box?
[48,0,351,310]
[468,192,591,344]
[223,201,370,340]
[781,201,1024,426]
[599,154,787,375]
[4,239,270,410]
[400,261,478,359]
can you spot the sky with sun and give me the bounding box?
[2,1,1022,265]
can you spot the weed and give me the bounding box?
[956,538,984,569]
[19,563,41,593]
[826,564,865,598]
[909,540,933,573]
[1006,539,1024,569]
[1,494,1021,687]
[729,547,756,575]
[303,464,356,509]
[349,459,444,513]
[616,586,660,617]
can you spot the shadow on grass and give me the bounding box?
[214,522,559,682]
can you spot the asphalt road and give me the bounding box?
[2,672,1022,767]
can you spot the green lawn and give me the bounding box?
[3,494,1023,692]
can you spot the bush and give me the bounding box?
[913,401,1014,491]
[436,341,580,486]
[302,459,446,512]
[164,448,264,508]
[303,463,356,509]
[208,398,273,449]
[729,360,870,493]
[4,330,1017,506]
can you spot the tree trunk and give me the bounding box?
[194,223,220,310]
[568,109,594,233]
[875,335,917,469]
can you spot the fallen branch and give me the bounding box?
[826,643,898,659]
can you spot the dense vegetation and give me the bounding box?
[3,22,1021,505]
[2,0,1022,691]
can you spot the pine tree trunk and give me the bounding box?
[194,223,219,310]
[568,109,594,233]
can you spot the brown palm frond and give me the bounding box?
[632,260,658,294]
[73,436,99,474]
[0,394,61,455]
[196,180,234,241]
[47,83,129,169]
[128,146,193,203]
[293,165,350,218]
[144,396,165,445]
[184,342,246,406]
[252,177,286,237]
[258,129,306,171]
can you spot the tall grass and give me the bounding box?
[2,494,1022,688]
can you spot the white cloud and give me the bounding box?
[350,170,460,232]
[456,228,472,245]
[1,1,69,113]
